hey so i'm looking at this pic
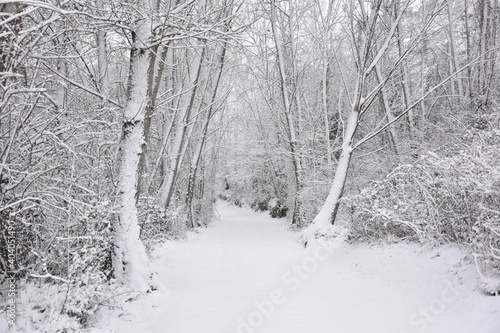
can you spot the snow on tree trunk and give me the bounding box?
[301,106,359,242]
[113,2,158,293]
[300,62,367,242]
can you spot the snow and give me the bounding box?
[90,202,500,333]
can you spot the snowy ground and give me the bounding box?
[90,202,500,333]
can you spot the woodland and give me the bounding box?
[0,0,499,331]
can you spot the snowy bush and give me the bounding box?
[344,128,500,285]
[267,198,288,218]
[138,197,188,246]
[0,199,117,331]
[15,283,82,333]
[11,277,133,333]
[218,178,245,207]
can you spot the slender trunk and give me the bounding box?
[55,18,68,109]
[484,0,497,107]
[447,0,463,99]
[288,0,304,225]
[185,136,205,228]
[420,21,428,133]
[186,41,228,227]
[322,61,332,166]
[159,45,206,208]
[136,43,169,203]
[321,0,334,166]
[464,0,473,99]
[55,54,67,109]
[395,13,413,130]
[148,47,174,192]
[375,64,399,155]
[395,4,419,159]
[270,0,302,225]
[478,0,489,94]
[96,0,109,99]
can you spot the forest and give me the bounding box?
[0,0,499,331]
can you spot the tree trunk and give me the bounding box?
[321,0,335,167]
[270,0,302,225]
[186,39,228,228]
[96,0,109,99]
[375,63,400,155]
[463,0,473,99]
[114,2,156,292]
[447,0,463,99]
[136,43,169,204]
[159,45,206,208]
[395,5,421,159]
[306,76,362,233]
[478,0,489,95]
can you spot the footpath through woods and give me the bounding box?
[91,202,500,333]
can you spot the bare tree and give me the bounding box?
[302,0,447,240]
[269,0,303,225]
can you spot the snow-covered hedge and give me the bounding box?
[139,198,188,244]
[344,128,500,288]
[0,200,117,331]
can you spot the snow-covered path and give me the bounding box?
[91,202,500,333]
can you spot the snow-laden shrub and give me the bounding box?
[344,128,500,285]
[12,277,132,333]
[61,207,112,325]
[0,200,118,331]
[15,283,82,333]
[139,198,187,247]
[344,162,438,242]
[267,198,288,218]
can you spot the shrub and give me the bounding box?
[344,128,500,287]
[0,199,117,331]
[138,197,188,250]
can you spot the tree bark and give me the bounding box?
[114,1,156,292]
